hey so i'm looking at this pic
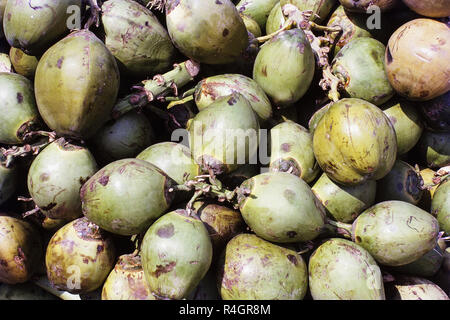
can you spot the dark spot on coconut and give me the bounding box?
[83,257,89,264]
[355,236,362,243]
[261,65,267,77]
[166,0,180,15]
[156,223,174,238]
[281,143,291,152]
[406,171,421,200]
[176,23,186,32]
[222,28,229,37]
[386,47,393,64]
[287,231,297,238]
[7,13,11,21]
[389,116,397,124]
[215,0,223,4]
[260,176,270,185]
[284,189,296,203]
[39,173,50,182]
[287,254,298,266]
[260,255,270,266]
[14,250,25,268]
[98,175,109,186]
[80,185,86,199]
[89,178,97,192]
[420,91,429,98]
[57,57,64,69]
[97,245,104,253]
[16,92,23,104]
[297,42,305,54]
[119,165,127,174]
[227,96,237,106]
[370,50,379,61]
[41,202,57,211]
[430,44,441,52]
[152,261,176,278]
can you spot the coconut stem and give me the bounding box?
[167,95,194,109]
[421,166,450,190]
[1,134,56,168]
[436,166,450,179]
[170,174,243,212]
[281,4,347,101]
[325,219,353,239]
[147,0,166,11]
[22,205,41,218]
[308,33,333,69]
[181,87,197,98]
[186,190,204,215]
[84,0,102,29]
[165,87,196,101]
[256,19,295,43]
[319,66,344,102]
[297,241,315,255]
[111,60,200,119]
[281,5,332,69]
[310,22,342,34]
[130,233,145,256]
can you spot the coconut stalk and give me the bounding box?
[111,60,200,119]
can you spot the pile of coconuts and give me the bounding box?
[0,0,449,301]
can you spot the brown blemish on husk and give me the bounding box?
[73,217,103,241]
[286,231,297,238]
[156,223,175,238]
[166,0,181,15]
[98,175,109,186]
[281,143,291,152]
[57,57,64,69]
[16,92,23,103]
[261,65,267,77]
[116,254,143,271]
[199,155,226,176]
[287,254,298,266]
[152,261,176,278]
